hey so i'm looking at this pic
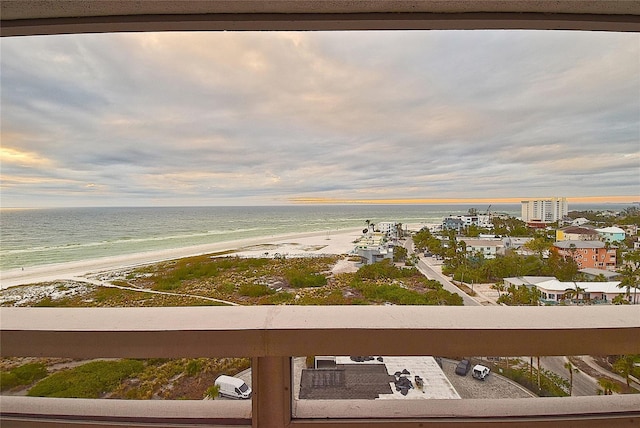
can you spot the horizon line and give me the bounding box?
[289,196,639,205]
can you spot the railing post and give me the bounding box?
[252,356,291,428]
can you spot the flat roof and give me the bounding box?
[335,356,460,400]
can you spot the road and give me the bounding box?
[404,238,479,306]
[539,356,598,396]
[405,237,606,396]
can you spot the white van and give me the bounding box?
[214,375,252,399]
[472,364,490,381]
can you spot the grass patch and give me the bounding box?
[1,363,48,391]
[151,256,270,291]
[33,297,71,307]
[28,359,144,398]
[285,269,327,288]
[238,283,274,297]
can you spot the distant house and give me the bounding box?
[442,214,491,232]
[442,217,465,233]
[571,217,590,226]
[595,226,626,243]
[502,237,533,251]
[552,240,617,271]
[459,238,504,259]
[354,232,394,265]
[579,268,621,281]
[504,277,625,304]
[556,226,599,242]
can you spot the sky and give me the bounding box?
[1,30,639,207]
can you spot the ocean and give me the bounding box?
[0,204,630,271]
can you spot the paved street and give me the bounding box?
[539,356,598,396]
[404,238,479,306]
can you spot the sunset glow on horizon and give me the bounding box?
[290,196,639,205]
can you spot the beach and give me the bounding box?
[0,227,366,289]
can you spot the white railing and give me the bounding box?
[1,305,639,427]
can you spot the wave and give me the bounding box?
[0,227,274,255]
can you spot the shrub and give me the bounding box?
[185,359,204,376]
[204,384,220,399]
[28,359,144,398]
[1,363,48,391]
[355,260,417,280]
[285,269,327,288]
[239,283,274,297]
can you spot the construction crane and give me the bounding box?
[485,205,492,215]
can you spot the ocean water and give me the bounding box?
[0,203,630,271]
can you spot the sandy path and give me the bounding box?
[1,228,363,289]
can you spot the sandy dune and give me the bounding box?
[0,228,364,289]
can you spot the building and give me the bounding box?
[552,240,617,271]
[459,238,504,259]
[377,221,402,240]
[571,217,590,226]
[442,214,492,232]
[579,268,622,281]
[556,226,599,242]
[521,197,568,223]
[596,226,626,243]
[354,232,394,265]
[504,277,625,304]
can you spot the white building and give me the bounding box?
[503,277,625,304]
[354,232,394,265]
[459,238,504,259]
[521,197,568,223]
[442,214,492,232]
[377,222,399,236]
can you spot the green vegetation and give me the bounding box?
[490,361,569,397]
[239,283,274,297]
[285,268,327,288]
[497,284,542,306]
[204,384,220,399]
[393,246,408,262]
[22,357,251,400]
[152,256,270,290]
[597,377,621,395]
[350,260,462,306]
[491,217,533,236]
[355,260,417,280]
[613,354,640,387]
[33,296,72,307]
[1,362,48,391]
[28,360,144,398]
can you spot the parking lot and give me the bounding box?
[440,359,535,399]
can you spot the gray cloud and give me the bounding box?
[1,30,638,207]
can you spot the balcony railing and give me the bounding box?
[1,305,639,427]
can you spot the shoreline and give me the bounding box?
[0,227,365,289]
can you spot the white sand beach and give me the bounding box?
[0,228,365,289]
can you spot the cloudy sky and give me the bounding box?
[1,30,638,207]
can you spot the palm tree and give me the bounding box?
[618,250,640,304]
[597,377,621,395]
[564,360,579,396]
[613,354,639,387]
[564,282,586,304]
[204,383,220,399]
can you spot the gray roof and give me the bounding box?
[554,240,609,249]
[579,268,621,279]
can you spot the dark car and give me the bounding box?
[455,359,472,376]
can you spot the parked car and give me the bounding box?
[455,359,472,376]
[472,364,490,381]
[214,375,252,399]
